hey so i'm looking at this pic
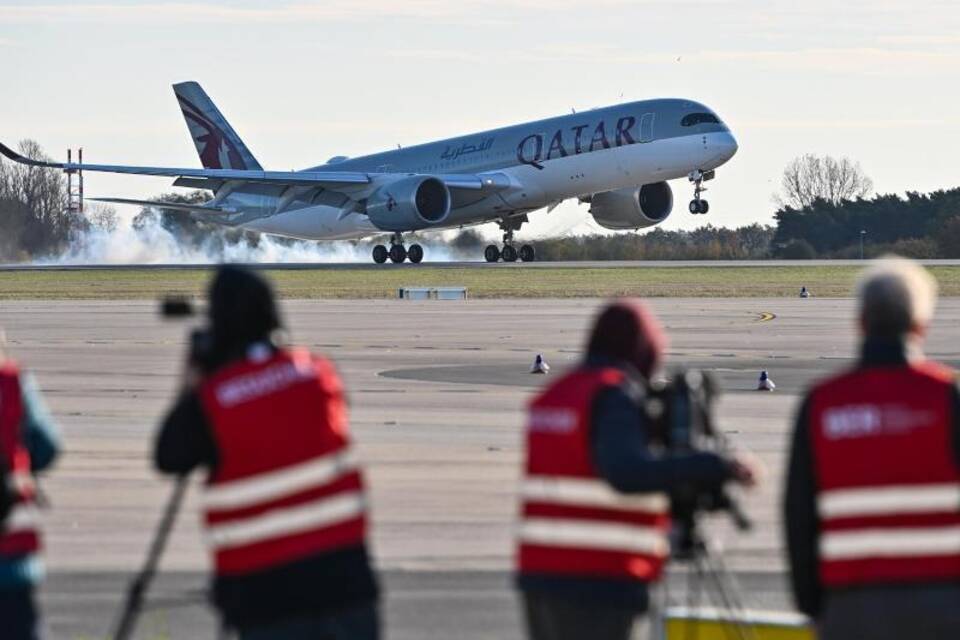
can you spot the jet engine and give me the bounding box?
[366,176,451,232]
[588,182,673,230]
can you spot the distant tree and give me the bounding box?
[939,216,960,258]
[776,154,873,209]
[86,203,119,233]
[777,239,817,259]
[0,139,86,259]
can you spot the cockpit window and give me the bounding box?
[681,113,720,127]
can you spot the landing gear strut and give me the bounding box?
[485,217,535,263]
[372,232,424,264]
[688,169,715,215]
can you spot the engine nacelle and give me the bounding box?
[366,176,451,232]
[588,182,673,230]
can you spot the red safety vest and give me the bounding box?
[0,363,40,557]
[199,348,367,576]
[517,367,671,582]
[810,361,960,587]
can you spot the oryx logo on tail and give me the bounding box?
[173,81,262,171]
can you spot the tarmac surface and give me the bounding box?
[3,296,958,638]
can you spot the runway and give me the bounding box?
[4,258,960,271]
[4,297,958,638]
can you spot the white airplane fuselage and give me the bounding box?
[241,128,735,240]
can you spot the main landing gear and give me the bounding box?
[372,233,423,264]
[688,169,716,215]
[485,218,535,263]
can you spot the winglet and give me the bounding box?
[0,142,63,169]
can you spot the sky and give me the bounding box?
[1,0,958,238]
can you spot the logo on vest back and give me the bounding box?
[528,408,577,434]
[216,361,315,408]
[823,403,936,439]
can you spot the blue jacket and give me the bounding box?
[0,373,61,590]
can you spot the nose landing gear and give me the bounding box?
[688,169,715,215]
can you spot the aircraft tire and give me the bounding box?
[372,245,388,264]
[502,245,518,263]
[689,200,700,214]
[519,244,536,262]
[700,200,710,214]
[389,244,407,264]
[408,244,424,264]
[484,245,500,263]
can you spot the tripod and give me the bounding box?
[661,519,759,640]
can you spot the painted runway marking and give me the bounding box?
[756,312,777,322]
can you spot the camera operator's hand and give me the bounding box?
[727,451,764,488]
[180,352,202,391]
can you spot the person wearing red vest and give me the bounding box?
[516,300,756,640]
[155,266,378,640]
[785,257,960,639]
[0,339,61,640]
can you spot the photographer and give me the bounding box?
[515,299,756,640]
[154,266,379,640]
[0,332,61,640]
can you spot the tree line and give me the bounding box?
[772,189,960,259]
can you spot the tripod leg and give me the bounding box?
[111,476,189,640]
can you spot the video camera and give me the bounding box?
[644,369,751,559]
[159,296,215,372]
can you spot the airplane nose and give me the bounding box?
[720,131,738,160]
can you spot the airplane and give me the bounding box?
[0,81,738,264]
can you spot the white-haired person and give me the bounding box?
[784,257,960,639]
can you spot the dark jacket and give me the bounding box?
[784,338,960,618]
[517,357,733,609]
[154,348,378,629]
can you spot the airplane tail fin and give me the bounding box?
[173,81,262,170]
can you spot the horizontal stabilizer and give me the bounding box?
[89,197,235,214]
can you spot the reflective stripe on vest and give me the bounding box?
[204,447,363,551]
[518,367,671,582]
[520,476,669,557]
[523,476,669,513]
[811,362,960,586]
[200,349,367,575]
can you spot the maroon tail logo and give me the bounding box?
[177,95,247,170]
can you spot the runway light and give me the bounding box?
[800,287,810,298]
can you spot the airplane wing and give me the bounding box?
[0,141,369,187]
[0,142,509,193]
[88,197,236,214]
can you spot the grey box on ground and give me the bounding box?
[398,287,468,300]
